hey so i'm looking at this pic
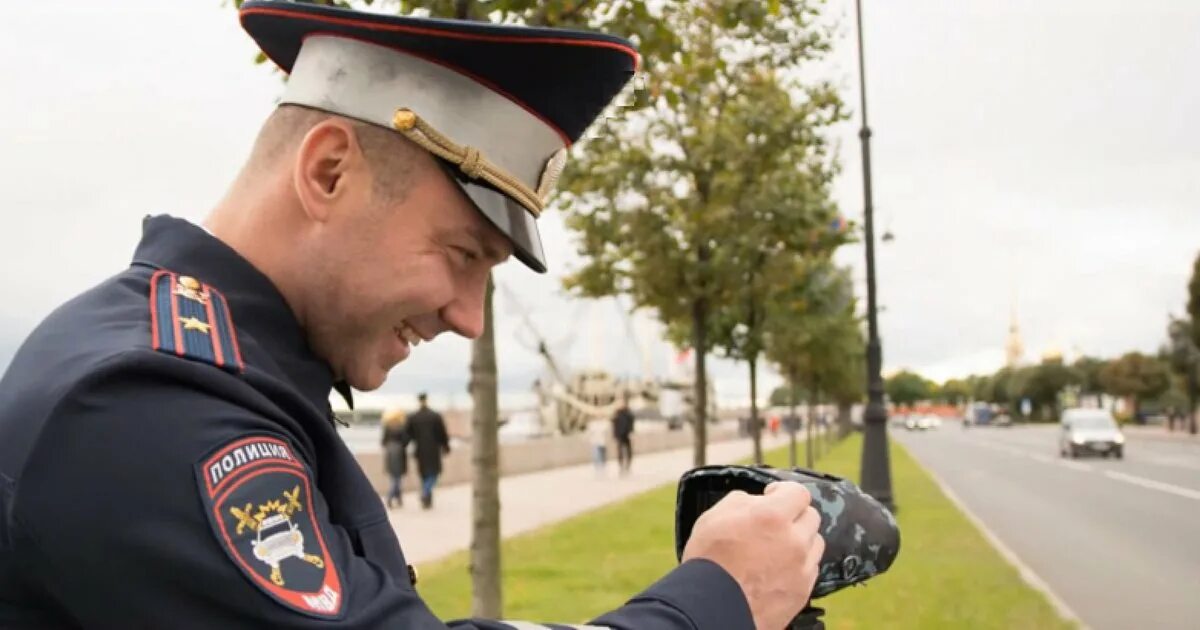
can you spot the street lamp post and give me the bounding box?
[854,0,896,512]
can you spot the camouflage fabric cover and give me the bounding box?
[675,465,900,599]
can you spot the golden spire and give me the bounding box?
[1005,298,1024,368]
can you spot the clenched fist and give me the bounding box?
[680,482,825,630]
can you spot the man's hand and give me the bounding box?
[680,482,824,630]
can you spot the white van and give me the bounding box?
[1059,408,1124,459]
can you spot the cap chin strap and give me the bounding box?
[392,108,567,219]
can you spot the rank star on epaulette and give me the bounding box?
[149,270,244,373]
[181,317,211,333]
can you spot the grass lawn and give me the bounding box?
[416,433,1075,629]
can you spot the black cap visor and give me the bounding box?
[437,161,547,273]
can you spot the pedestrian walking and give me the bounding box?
[407,393,449,509]
[612,394,635,475]
[381,407,410,508]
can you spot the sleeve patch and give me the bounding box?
[194,436,344,619]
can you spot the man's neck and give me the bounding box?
[204,186,310,333]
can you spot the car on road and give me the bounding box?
[1059,408,1124,459]
[904,415,941,431]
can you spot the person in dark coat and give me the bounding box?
[406,393,449,509]
[380,407,410,508]
[612,393,635,475]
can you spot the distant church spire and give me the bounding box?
[1005,296,1024,368]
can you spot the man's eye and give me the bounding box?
[454,247,479,263]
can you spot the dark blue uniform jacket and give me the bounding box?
[0,216,753,630]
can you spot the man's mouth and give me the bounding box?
[394,321,424,347]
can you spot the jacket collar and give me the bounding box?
[130,214,353,412]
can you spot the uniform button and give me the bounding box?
[179,275,201,291]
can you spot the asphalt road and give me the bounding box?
[893,423,1200,630]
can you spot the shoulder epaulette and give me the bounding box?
[149,270,244,373]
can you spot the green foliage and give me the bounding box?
[557,0,842,317]
[1072,356,1108,395]
[1153,372,1190,412]
[968,374,994,402]
[1189,252,1200,347]
[990,367,1017,406]
[769,384,810,407]
[762,261,863,407]
[1099,352,1171,414]
[936,379,970,405]
[551,1,846,458]
[885,370,933,407]
[1009,360,1080,414]
[1164,318,1198,375]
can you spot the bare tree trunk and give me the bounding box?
[805,383,815,468]
[455,1,500,616]
[837,401,852,438]
[749,355,762,465]
[1190,371,1199,435]
[788,368,798,468]
[692,296,709,467]
[469,277,501,618]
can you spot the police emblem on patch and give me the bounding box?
[195,436,343,618]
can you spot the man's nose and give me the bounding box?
[440,277,488,340]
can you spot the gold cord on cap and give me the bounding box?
[391,107,555,218]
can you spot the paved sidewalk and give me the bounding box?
[1124,425,1200,444]
[388,432,798,565]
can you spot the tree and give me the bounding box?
[784,267,859,467]
[937,379,970,406]
[713,211,850,465]
[821,318,866,439]
[1099,352,1171,421]
[467,279,500,616]
[885,370,932,408]
[1073,356,1108,399]
[1189,252,1200,348]
[1010,359,1079,421]
[1184,251,1200,433]
[991,367,1016,408]
[969,374,994,403]
[1154,372,1190,416]
[1165,316,1200,434]
[704,73,846,465]
[769,384,806,407]
[762,259,856,467]
[559,1,842,467]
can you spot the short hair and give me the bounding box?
[246,104,422,201]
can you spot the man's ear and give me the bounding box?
[293,118,364,222]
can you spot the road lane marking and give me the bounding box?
[1103,470,1200,502]
[1142,456,1200,472]
[905,454,1088,629]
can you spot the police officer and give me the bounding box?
[0,2,824,628]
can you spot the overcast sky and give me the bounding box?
[1,1,1197,410]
